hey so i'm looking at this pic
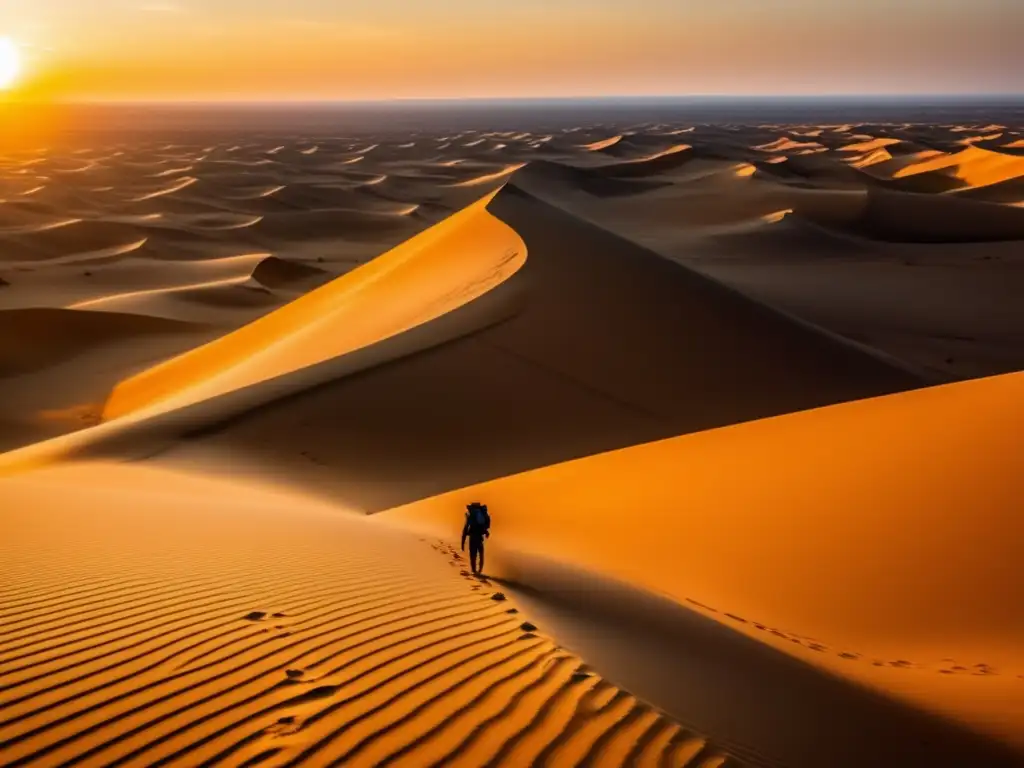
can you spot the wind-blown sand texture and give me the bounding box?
[1,109,1023,767]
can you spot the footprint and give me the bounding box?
[285,669,305,680]
[491,592,507,602]
[686,598,718,613]
[244,611,267,621]
[266,715,301,735]
[520,621,538,632]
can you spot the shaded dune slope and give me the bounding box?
[592,146,698,178]
[0,308,209,378]
[250,256,331,290]
[509,160,671,197]
[835,188,1024,243]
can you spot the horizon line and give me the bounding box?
[19,93,1024,108]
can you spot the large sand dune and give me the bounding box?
[383,372,1024,762]
[1,112,1022,767]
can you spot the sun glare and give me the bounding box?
[0,37,21,90]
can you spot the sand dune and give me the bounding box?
[892,145,1024,190]
[246,209,420,243]
[845,147,894,169]
[23,182,918,513]
[590,145,697,178]
[69,274,276,320]
[250,256,331,290]
[836,137,903,153]
[384,372,1024,765]
[512,160,671,197]
[97,188,524,421]
[753,137,825,153]
[0,307,207,378]
[954,175,1024,205]
[446,164,526,188]
[0,219,147,262]
[839,188,1024,242]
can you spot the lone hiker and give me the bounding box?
[461,502,491,575]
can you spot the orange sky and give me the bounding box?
[2,0,1022,101]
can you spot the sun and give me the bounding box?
[0,37,21,90]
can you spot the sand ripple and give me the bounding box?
[0,465,733,767]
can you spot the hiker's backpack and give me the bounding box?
[470,504,490,533]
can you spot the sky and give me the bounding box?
[1,0,1021,102]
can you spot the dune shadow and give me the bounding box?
[486,548,1023,768]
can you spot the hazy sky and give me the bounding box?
[2,0,1021,101]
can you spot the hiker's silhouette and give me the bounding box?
[462,502,490,574]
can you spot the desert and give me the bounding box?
[1,99,1023,767]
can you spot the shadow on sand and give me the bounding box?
[485,547,1022,768]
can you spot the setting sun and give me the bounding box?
[0,37,20,90]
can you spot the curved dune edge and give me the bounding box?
[892,146,1024,189]
[69,275,256,312]
[381,371,1024,751]
[0,463,738,767]
[102,187,525,421]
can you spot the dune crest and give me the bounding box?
[101,188,526,420]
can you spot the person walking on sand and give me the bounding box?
[462,502,490,575]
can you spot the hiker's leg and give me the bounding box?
[478,541,484,573]
[469,540,481,573]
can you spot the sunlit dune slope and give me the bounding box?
[892,146,1024,190]
[102,188,525,420]
[384,371,1024,751]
